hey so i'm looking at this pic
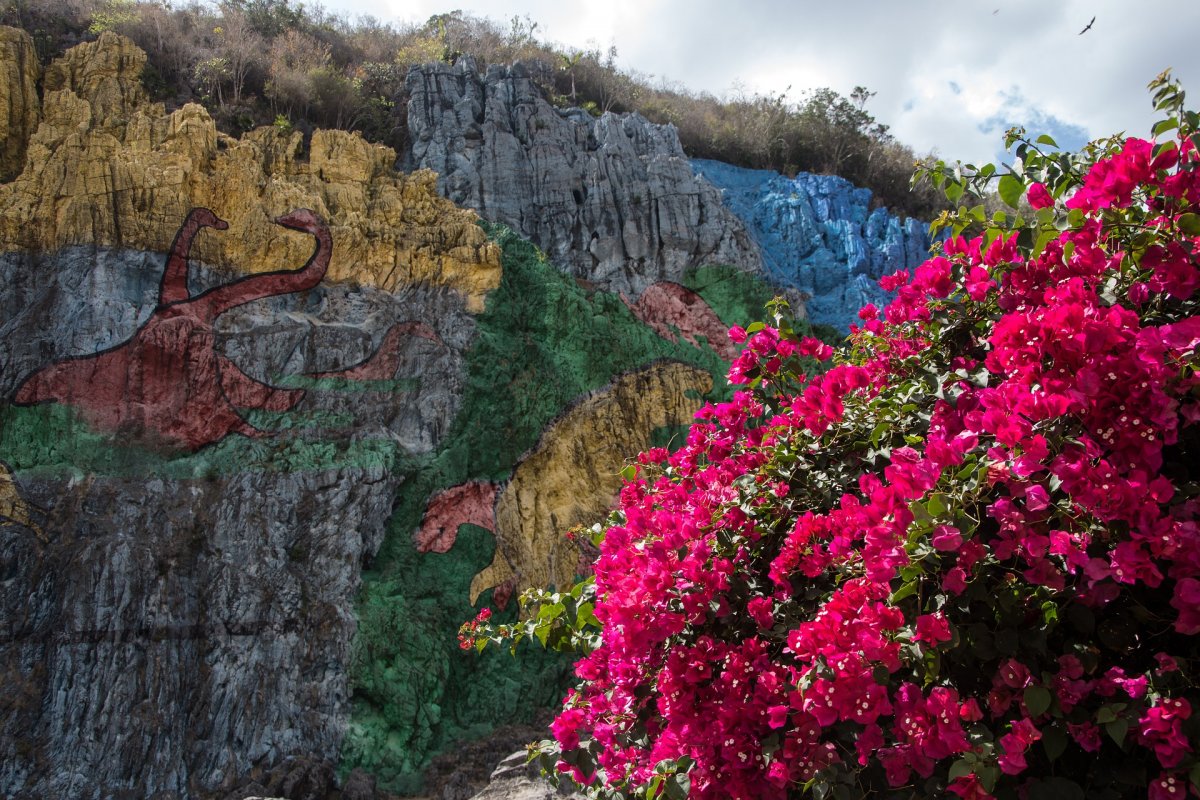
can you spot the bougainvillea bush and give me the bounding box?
[464,73,1200,799]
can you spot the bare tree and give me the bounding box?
[216,3,262,105]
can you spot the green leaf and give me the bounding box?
[889,580,919,604]
[870,421,891,447]
[945,181,964,203]
[1042,725,1068,761]
[1032,229,1057,259]
[998,174,1024,209]
[619,464,637,481]
[1179,213,1200,236]
[1152,117,1180,137]
[948,758,973,781]
[1024,686,1052,717]
[1036,133,1058,147]
[1106,718,1129,748]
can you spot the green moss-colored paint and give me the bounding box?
[683,263,845,344]
[341,226,794,792]
[0,397,398,478]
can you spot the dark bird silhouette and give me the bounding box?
[1079,15,1095,34]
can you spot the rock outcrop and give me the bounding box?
[0,31,501,312]
[412,361,713,608]
[405,59,762,296]
[692,158,932,330]
[0,30,486,800]
[467,751,583,800]
[0,27,38,181]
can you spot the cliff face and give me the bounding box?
[405,59,763,295]
[0,29,489,800]
[0,31,501,312]
[692,158,932,330]
[0,26,38,181]
[0,30,774,799]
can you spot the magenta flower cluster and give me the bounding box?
[549,130,1200,798]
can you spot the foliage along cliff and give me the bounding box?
[0,28,797,800]
[693,158,932,331]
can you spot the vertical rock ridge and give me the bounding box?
[405,58,763,296]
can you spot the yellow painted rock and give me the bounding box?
[0,26,38,181]
[0,30,501,312]
[469,361,713,604]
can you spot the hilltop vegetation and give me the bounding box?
[2,0,944,217]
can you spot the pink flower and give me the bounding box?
[1069,721,1102,752]
[932,524,963,551]
[728,325,747,343]
[748,596,774,629]
[1027,182,1054,209]
[766,704,789,729]
[552,707,587,750]
[914,612,953,644]
[1149,773,1188,800]
[948,773,994,799]
[997,659,1033,689]
[997,718,1041,775]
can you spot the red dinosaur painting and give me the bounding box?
[14,208,332,451]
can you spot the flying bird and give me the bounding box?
[1079,15,1095,34]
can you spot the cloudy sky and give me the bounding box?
[319,0,1200,166]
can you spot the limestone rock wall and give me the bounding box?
[405,59,762,296]
[0,27,38,181]
[692,158,932,330]
[0,31,501,312]
[0,29,486,800]
[475,361,713,605]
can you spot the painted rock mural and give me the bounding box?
[0,29,494,800]
[0,26,930,800]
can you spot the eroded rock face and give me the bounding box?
[405,59,762,296]
[692,158,932,330]
[471,361,713,605]
[0,30,485,800]
[0,245,477,800]
[0,27,38,181]
[0,30,501,312]
[1,467,393,800]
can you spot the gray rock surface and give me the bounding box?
[468,752,582,800]
[405,59,762,295]
[0,247,475,800]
